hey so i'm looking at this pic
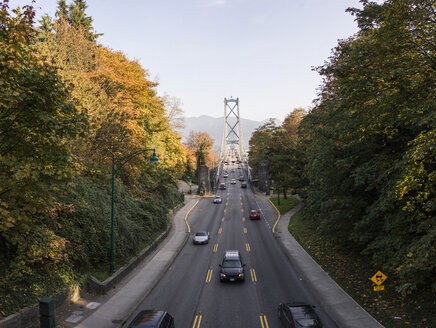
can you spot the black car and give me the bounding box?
[241,182,247,188]
[219,250,245,282]
[278,303,322,328]
[128,310,175,328]
[239,175,244,181]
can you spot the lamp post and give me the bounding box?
[110,148,159,274]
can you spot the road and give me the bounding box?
[128,162,338,328]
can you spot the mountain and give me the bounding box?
[180,115,272,150]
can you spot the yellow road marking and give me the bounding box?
[213,243,218,253]
[246,243,251,252]
[241,202,243,206]
[222,217,225,222]
[185,200,199,233]
[250,268,257,282]
[242,217,246,222]
[244,227,247,234]
[218,227,222,234]
[205,269,213,283]
[224,209,227,213]
[193,314,203,328]
[241,209,244,212]
[259,315,269,328]
[269,198,281,233]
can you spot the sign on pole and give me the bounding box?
[370,270,387,286]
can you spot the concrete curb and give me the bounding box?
[269,200,384,328]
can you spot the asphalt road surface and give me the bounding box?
[128,163,338,328]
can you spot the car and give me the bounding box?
[127,310,175,328]
[249,209,260,220]
[231,169,235,173]
[219,183,226,190]
[238,165,241,169]
[219,250,245,282]
[193,231,210,245]
[223,173,229,178]
[230,179,236,184]
[278,303,323,328]
[239,175,244,181]
[213,195,222,204]
[241,182,247,188]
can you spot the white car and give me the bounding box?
[231,179,236,184]
[213,195,222,204]
[193,231,210,245]
[223,173,229,178]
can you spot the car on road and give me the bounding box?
[238,165,241,169]
[249,209,260,220]
[230,179,236,184]
[278,303,322,328]
[127,310,175,328]
[213,195,222,204]
[219,250,245,282]
[231,169,235,173]
[239,175,244,181]
[223,173,229,178]
[193,231,210,245]
[241,182,247,188]
[219,183,226,190]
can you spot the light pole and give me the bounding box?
[110,148,159,274]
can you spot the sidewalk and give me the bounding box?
[272,201,384,328]
[61,196,198,328]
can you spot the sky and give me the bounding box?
[8,0,363,122]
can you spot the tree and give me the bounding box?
[248,119,278,178]
[186,131,215,170]
[299,0,435,293]
[162,92,185,133]
[0,0,86,284]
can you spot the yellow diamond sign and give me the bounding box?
[370,270,387,285]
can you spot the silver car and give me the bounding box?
[213,195,222,204]
[193,231,210,245]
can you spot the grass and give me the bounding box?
[288,212,436,328]
[269,195,299,214]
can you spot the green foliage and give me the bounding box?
[0,0,186,319]
[248,119,278,178]
[296,0,435,294]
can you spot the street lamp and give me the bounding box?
[110,148,159,274]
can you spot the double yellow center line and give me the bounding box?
[192,314,202,328]
[205,269,213,283]
[250,268,257,282]
[259,314,269,328]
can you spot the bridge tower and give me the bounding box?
[221,97,245,161]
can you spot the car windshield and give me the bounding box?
[296,319,319,327]
[196,232,207,236]
[222,259,241,268]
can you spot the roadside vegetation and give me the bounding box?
[288,211,435,328]
[249,1,435,326]
[0,0,189,318]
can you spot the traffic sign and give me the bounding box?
[370,270,387,285]
[373,285,385,291]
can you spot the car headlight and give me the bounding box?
[220,273,226,278]
[238,273,244,277]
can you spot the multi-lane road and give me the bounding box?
[128,160,338,328]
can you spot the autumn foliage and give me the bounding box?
[0,0,186,317]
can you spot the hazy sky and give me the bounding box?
[9,0,363,122]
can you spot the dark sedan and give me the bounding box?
[278,303,322,328]
[219,183,226,190]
